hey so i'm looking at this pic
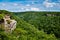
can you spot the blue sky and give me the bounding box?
[0,0,60,12]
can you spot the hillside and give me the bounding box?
[0,10,59,40]
[14,12,60,39]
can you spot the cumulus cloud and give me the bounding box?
[43,0,57,8]
[2,3,6,6]
[25,9,30,11]
[0,0,60,12]
[0,3,6,6]
[26,4,31,6]
[13,3,18,6]
[20,6,40,11]
[20,4,40,11]
[43,2,56,8]
[30,7,40,11]
[45,0,48,2]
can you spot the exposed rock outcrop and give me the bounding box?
[3,17,17,33]
[4,19,17,33]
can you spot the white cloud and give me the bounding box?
[55,3,60,7]
[43,1,56,8]
[20,7,40,11]
[13,3,18,6]
[45,0,48,2]
[26,4,30,6]
[25,8,30,11]
[30,7,40,11]
[21,8,24,10]
[43,0,60,8]
[0,3,6,6]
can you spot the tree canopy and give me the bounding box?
[0,10,60,40]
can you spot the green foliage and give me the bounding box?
[0,10,59,40]
[15,12,60,38]
[0,14,4,20]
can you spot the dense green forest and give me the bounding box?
[0,10,60,40]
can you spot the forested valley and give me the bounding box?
[0,10,60,40]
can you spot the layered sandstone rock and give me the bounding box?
[4,18,17,33]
